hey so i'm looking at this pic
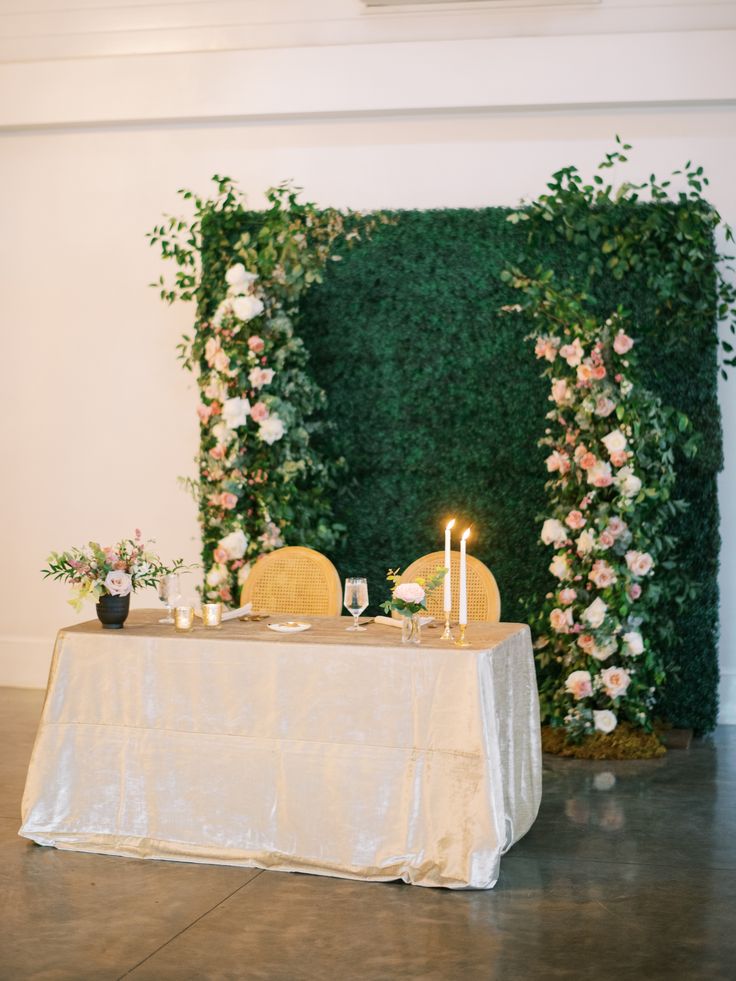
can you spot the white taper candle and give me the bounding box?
[443,518,455,613]
[459,528,471,626]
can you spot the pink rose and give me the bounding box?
[592,364,607,381]
[213,547,228,564]
[579,452,597,471]
[210,444,226,460]
[629,583,642,600]
[550,607,573,633]
[394,582,426,605]
[248,335,265,353]
[104,570,132,597]
[588,460,613,487]
[589,559,617,589]
[204,337,221,366]
[607,517,628,538]
[560,338,584,367]
[197,403,212,422]
[610,450,628,468]
[565,510,586,530]
[594,396,616,418]
[598,530,615,549]
[626,550,654,577]
[220,492,238,510]
[577,363,595,386]
[613,332,634,355]
[249,367,275,389]
[565,670,593,700]
[250,401,269,423]
[219,586,233,603]
[559,588,577,606]
[535,336,560,362]
[601,665,631,699]
[551,379,571,404]
[577,633,595,653]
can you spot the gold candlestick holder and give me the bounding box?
[454,623,471,648]
[441,612,454,641]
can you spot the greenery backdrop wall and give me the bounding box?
[152,158,723,736]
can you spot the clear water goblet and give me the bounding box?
[344,577,369,632]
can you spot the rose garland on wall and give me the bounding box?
[502,277,698,748]
[149,180,378,603]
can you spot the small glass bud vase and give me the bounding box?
[401,612,422,646]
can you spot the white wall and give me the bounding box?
[0,0,734,721]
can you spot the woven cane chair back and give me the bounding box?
[395,550,501,623]
[240,546,342,617]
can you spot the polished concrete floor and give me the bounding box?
[1,687,734,981]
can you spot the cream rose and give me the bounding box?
[600,666,632,699]
[549,554,571,581]
[576,530,596,555]
[623,631,644,656]
[394,582,425,605]
[258,415,285,445]
[232,295,265,323]
[602,429,627,456]
[206,565,227,587]
[104,570,132,596]
[591,639,617,662]
[225,264,258,290]
[615,466,642,498]
[541,518,567,546]
[594,709,618,734]
[582,597,607,628]
[551,378,572,404]
[219,529,248,560]
[222,397,251,430]
[565,670,592,700]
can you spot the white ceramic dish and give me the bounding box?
[267,621,312,634]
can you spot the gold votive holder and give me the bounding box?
[202,602,223,628]
[174,605,195,632]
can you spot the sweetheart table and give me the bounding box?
[19,610,542,889]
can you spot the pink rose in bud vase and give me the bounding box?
[250,401,269,423]
[613,332,634,354]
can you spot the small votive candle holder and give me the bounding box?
[174,605,195,632]
[201,602,222,628]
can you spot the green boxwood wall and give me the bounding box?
[206,206,722,732]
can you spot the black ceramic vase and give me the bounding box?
[96,593,130,629]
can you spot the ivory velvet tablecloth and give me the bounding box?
[19,611,542,889]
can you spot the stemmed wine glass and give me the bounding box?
[344,577,369,632]
[158,572,182,624]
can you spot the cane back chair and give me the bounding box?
[240,546,342,617]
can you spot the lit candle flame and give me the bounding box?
[462,527,471,542]
[446,518,456,531]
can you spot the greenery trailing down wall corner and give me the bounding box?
[147,178,380,603]
[504,139,732,740]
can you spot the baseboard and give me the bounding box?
[0,636,53,689]
[718,670,736,725]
